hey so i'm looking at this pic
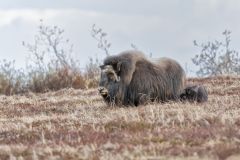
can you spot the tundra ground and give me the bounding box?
[0,76,240,160]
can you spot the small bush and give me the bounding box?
[0,22,110,95]
[22,21,88,93]
[0,60,27,95]
[27,67,86,93]
[192,30,240,77]
[84,57,101,89]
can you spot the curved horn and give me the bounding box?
[102,65,120,82]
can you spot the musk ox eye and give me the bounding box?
[107,73,116,81]
[107,73,121,82]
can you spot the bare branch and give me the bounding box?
[192,30,240,77]
[91,24,111,56]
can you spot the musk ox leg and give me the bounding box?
[180,84,208,103]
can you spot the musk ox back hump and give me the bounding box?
[127,57,186,105]
[157,58,186,96]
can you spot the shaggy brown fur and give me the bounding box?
[180,84,208,103]
[99,50,186,106]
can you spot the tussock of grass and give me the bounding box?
[0,76,240,159]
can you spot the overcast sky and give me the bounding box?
[0,0,240,75]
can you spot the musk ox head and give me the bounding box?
[98,65,121,104]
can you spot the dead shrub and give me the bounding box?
[0,22,108,95]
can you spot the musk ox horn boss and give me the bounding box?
[99,50,186,106]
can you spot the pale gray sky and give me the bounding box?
[0,0,240,75]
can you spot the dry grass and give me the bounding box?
[0,76,240,160]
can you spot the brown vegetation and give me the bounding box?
[0,22,101,95]
[0,76,240,160]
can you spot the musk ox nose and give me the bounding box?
[98,87,104,92]
[98,87,108,96]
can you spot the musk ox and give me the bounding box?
[180,84,208,103]
[98,50,186,106]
